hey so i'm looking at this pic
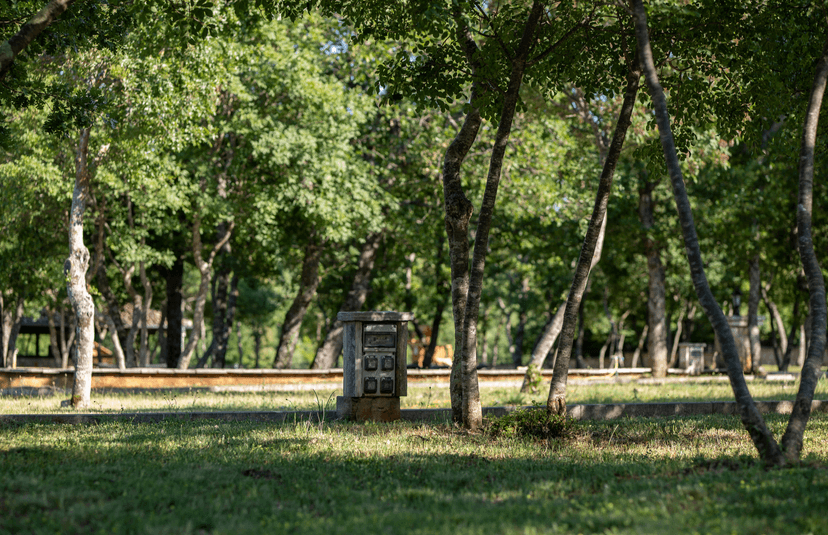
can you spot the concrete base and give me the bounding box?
[336,396,400,422]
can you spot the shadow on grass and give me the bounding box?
[2,417,828,534]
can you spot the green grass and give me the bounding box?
[3,375,827,414]
[2,414,828,534]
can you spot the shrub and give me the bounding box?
[486,407,576,441]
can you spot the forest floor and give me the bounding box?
[2,410,827,534]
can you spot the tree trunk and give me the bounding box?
[312,231,382,369]
[748,255,763,373]
[668,303,687,368]
[780,33,828,460]
[631,0,783,464]
[95,260,128,355]
[65,128,95,409]
[273,237,323,369]
[423,298,448,368]
[456,0,544,430]
[761,283,787,360]
[163,256,184,368]
[209,226,233,368]
[547,46,641,415]
[138,262,153,367]
[5,297,24,369]
[96,311,125,369]
[178,207,234,369]
[631,324,648,368]
[638,177,669,377]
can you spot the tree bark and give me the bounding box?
[273,237,323,369]
[631,0,783,464]
[177,206,234,369]
[748,255,763,373]
[761,284,787,360]
[312,231,382,369]
[780,32,828,459]
[96,311,125,369]
[638,176,669,377]
[454,0,544,430]
[163,255,184,368]
[668,303,687,368]
[138,262,152,367]
[631,324,648,368]
[0,0,75,78]
[5,297,24,369]
[547,46,641,415]
[423,298,447,368]
[65,128,94,409]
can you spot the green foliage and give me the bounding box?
[486,407,576,441]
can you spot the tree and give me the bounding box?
[630,0,828,465]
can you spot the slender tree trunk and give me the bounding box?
[423,298,448,368]
[668,304,686,368]
[65,128,95,409]
[97,311,125,369]
[781,289,802,372]
[457,0,544,430]
[273,237,323,369]
[253,326,262,369]
[235,321,243,367]
[209,227,232,368]
[178,208,234,369]
[748,255,763,373]
[96,260,128,354]
[6,298,24,369]
[312,231,382,369]
[631,0,783,464]
[522,217,608,389]
[45,304,61,367]
[638,177,669,377]
[138,262,152,367]
[631,324,648,368]
[163,256,184,368]
[780,33,828,459]
[547,48,641,415]
[0,293,9,368]
[761,284,787,358]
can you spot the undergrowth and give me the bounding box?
[486,407,577,441]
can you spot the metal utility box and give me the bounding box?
[678,343,706,375]
[336,311,413,422]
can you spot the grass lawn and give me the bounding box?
[3,374,827,414]
[2,413,828,534]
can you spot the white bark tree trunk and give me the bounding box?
[65,128,95,409]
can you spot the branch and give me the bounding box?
[0,0,75,79]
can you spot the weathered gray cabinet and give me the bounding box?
[336,311,413,421]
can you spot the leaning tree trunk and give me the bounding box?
[631,0,784,464]
[780,33,828,462]
[312,231,382,369]
[274,237,323,369]
[547,50,641,416]
[521,215,607,391]
[65,128,95,409]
